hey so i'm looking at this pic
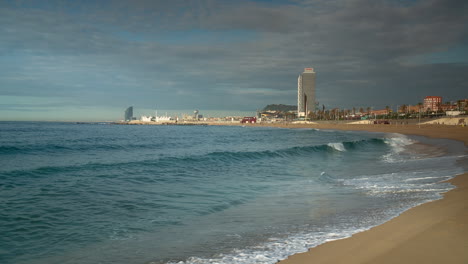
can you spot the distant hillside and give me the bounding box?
[262,104,296,112]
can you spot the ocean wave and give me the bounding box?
[0,142,170,155]
[381,134,415,163]
[178,137,386,163]
[327,142,346,152]
[383,134,415,150]
[1,138,387,178]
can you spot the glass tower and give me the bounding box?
[297,68,316,117]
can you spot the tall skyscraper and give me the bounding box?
[124,106,133,121]
[297,67,316,117]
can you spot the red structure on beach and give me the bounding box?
[241,117,257,123]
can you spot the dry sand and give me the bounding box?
[260,123,468,264]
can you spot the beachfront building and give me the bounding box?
[440,103,458,111]
[124,106,133,121]
[423,96,442,112]
[297,67,316,117]
[370,109,389,116]
[407,105,422,113]
[458,99,468,111]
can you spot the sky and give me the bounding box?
[1,0,467,121]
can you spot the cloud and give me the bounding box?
[0,0,467,121]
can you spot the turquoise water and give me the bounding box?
[0,122,465,264]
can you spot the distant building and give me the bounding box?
[446,111,462,116]
[423,96,442,112]
[140,115,152,122]
[440,103,457,111]
[155,115,172,122]
[407,105,422,113]
[297,68,316,117]
[370,109,389,116]
[457,99,468,111]
[124,106,133,121]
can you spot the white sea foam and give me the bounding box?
[340,171,456,197]
[166,194,428,264]
[327,142,346,152]
[166,227,368,264]
[382,134,415,162]
[384,134,415,149]
[403,176,450,182]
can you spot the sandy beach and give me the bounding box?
[262,123,468,264]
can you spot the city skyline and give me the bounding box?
[1,0,467,121]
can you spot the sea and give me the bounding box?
[0,122,466,264]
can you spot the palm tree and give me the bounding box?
[399,104,407,114]
[436,102,442,115]
[330,108,336,120]
[343,109,350,119]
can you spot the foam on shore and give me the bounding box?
[276,123,468,264]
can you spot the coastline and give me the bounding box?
[83,121,468,264]
[241,123,468,145]
[258,123,468,264]
[4,121,466,263]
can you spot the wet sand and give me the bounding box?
[267,123,468,264]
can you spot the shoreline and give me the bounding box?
[6,122,467,263]
[256,123,468,264]
[108,121,468,263]
[239,123,468,145]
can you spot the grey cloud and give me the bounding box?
[313,0,468,60]
[201,3,301,33]
[0,0,467,114]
